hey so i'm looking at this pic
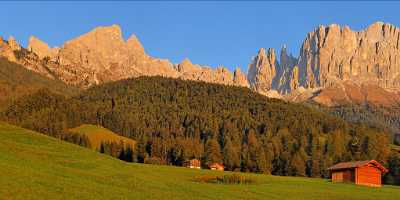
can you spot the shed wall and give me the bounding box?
[356,165,382,187]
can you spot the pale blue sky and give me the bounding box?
[1,1,400,72]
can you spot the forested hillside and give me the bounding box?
[1,76,398,184]
[321,104,400,144]
[0,58,78,110]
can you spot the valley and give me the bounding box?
[1,4,400,198]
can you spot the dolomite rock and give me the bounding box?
[25,25,179,88]
[8,36,21,51]
[289,66,299,91]
[2,22,400,107]
[28,36,59,60]
[274,45,298,94]
[233,68,249,87]
[298,22,400,90]
[0,37,17,62]
[247,48,277,95]
[176,58,241,86]
[176,58,201,73]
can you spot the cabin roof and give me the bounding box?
[328,160,388,173]
[209,163,224,168]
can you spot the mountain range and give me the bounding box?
[1,22,400,107]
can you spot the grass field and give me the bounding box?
[68,124,135,149]
[0,122,399,200]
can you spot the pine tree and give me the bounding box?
[256,148,269,173]
[124,146,134,162]
[223,138,240,171]
[247,130,260,172]
[100,142,106,154]
[136,134,148,163]
[204,138,222,166]
[290,152,306,176]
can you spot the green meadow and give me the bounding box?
[0,122,398,200]
[68,124,136,150]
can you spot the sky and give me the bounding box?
[1,1,400,72]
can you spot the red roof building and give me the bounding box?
[328,160,388,187]
[209,163,224,171]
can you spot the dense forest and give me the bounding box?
[320,104,400,145]
[1,76,399,184]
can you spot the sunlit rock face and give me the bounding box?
[2,22,400,106]
[247,48,277,95]
[21,25,245,88]
[298,22,400,90]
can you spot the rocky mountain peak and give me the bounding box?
[0,36,17,62]
[126,34,145,55]
[273,45,298,94]
[84,24,123,40]
[28,36,56,59]
[176,58,199,73]
[181,57,192,64]
[298,21,400,91]
[2,22,400,107]
[233,67,249,87]
[8,36,21,51]
[247,48,277,95]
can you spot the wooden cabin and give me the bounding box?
[209,163,224,171]
[328,160,388,187]
[183,159,201,169]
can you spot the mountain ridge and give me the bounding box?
[1,22,400,107]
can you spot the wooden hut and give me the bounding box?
[183,159,201,169]
[328,160,388,187]
[209,163,224,171]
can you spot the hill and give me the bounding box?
[0,57,78,110]
[1,76,394,179]
[67,124,136,150]
[0,122,399,200]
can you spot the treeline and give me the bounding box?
[60,131,92,148]
[99,141,134,162]
[60,130,134,162]
[1,76,398,184]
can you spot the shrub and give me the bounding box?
[144,157,164,165]
[218,174,255,184]
[193,174,255,184]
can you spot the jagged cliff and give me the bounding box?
[296,22,400,90]
[2,22,400,107]
[247,48,277,95]
[3,25,243,89]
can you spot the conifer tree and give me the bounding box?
[204,138,222,166]
[223,138,240,171]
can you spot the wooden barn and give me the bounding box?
[328,160,388,187]
[183,159,201,169]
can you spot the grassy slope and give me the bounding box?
[0,122,398,200]
[68,124,135,149]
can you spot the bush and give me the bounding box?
[144,157,164,165]
[193,174,255,184]
[218,174,255,184]
[193,175,218,183]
